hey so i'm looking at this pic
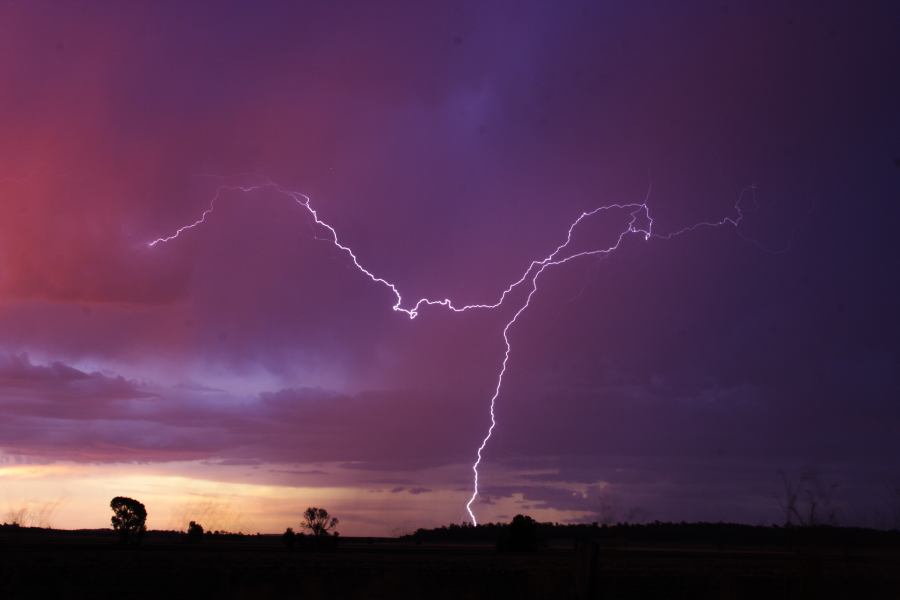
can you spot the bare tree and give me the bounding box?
[301,507,339,538]
[777,470,801,526]
[5,507,28,527]
[4,501,60,528]
[776,469,840,526]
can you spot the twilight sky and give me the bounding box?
[1,1,899,535]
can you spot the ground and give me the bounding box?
[1,526,898,599]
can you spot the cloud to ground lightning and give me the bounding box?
[149,181,755,524]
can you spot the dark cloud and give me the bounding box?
[0,355,484,470]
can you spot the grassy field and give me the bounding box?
[1,526,898,599]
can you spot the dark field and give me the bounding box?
[2,526,899,599]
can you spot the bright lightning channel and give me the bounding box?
[148,182,753,525]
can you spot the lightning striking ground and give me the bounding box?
[148,181,753,525]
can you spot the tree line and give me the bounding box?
[108,496,340,549]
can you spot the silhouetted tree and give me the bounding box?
[282,527,296,550]
[498,514,539,551]
[186,520,204,542]
[301,507,339,538]
[110,496,147,544]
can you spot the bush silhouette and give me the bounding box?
[498,514,539,552]
[186,520,204,542]
[282,527,296,550]
[110,496,147,544]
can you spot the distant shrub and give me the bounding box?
[186,520,204,543]
[282,527,296,550]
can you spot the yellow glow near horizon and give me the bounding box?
[0,459,591,535]
[0,461,473,536]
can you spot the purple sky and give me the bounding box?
[1,2,898,535]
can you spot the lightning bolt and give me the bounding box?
[148,181,756,525]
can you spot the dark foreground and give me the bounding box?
[1,527,899,599]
